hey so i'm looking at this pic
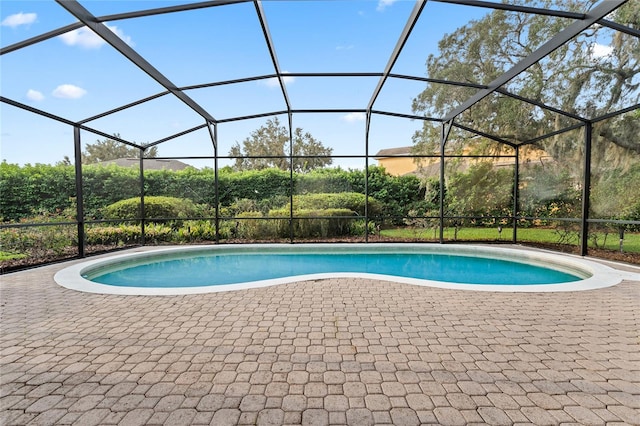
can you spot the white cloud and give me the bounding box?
[52,84,87,99]
[264,72,295,88]
[1,12,37,28]
[59,24,133,49]
[59,27,103,49]
[342,112,366,122]
[589,43,613,59]
[377,0,398,11]
[26,89,44,102]
[336,44,355,51]
[107,25,134,46]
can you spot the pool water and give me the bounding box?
[86,252,581,288]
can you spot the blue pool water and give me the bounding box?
[85,252,582,288]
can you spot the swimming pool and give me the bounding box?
[54,244,637,295]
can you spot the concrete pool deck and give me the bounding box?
[1,246,639,425]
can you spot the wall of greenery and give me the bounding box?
[2,153,640,270]
[0,163,429,223]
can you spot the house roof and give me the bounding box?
[95,158,193,171]
[374,146,413,158]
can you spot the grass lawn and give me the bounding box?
[380,227,640,253]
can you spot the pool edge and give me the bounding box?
[54,244,639,295]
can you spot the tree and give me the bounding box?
[447,162,514,221]
[229,118,333,172]
[81,135,158,165]
[411,0,639,164]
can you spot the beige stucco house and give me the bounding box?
[375,146,550,177]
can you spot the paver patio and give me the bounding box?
[1,247,639,425]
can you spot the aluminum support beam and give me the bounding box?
[206,122,220,243]
[1,1,251,56]
[522,122,585,146]
[368,0,427,111]
[266,72,488,90]
[389,74,487,89]
[73,127,85,258]
[288,113,294,243]
[98,0,251,22]
[592,104,640,124]
[513,145,519,243]
[443,0,627,122]
[254,1,292,111]
[371,110,440,122]
[439,120,454,243]
[599,18,640,38]
[79,92,170,125]
[147,124,209,148]
[217,111,289,124]
[83,72,480,131]
[432,0,586,19]
[214,123,220,244]
[216,109,438,124]
[56,0,217,124]
[139,153,146,246]
[580,122,593,256]
[365,112,371,243]
[1,22,84,56]
[1,96,78,127]
[452,122,516,147]
[495,88,586,123]
[1,96,141,149]
[181,75,277,91]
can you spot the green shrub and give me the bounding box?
[350,219,377,236]
[103,196,200,221]
[294,209,356,237]
[220,195,289,218]
[175,220,218,242]
[220,199,260,218]
[144,223,174,243]
[144,167,215,205]
[269,208,356,238]
[217,220,234,240]
[86,222,172,245]
[234,211,279,239]
[218,168,291,205]
[85,224,141,246]
[82,165,140,219]
[0,223,76,257]
[295,168,356,193]
[0,162,76,221]
[290,192,381,216]
[364,166,427,223]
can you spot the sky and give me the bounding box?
[1,0,498,169]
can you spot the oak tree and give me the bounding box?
[411,0,639,165]
[229,118,333,172]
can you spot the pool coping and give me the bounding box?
[53,244,640,295]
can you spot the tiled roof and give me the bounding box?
[95,158,193,171]
[374,146,413,158]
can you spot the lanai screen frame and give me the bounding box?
[1,0,639,259]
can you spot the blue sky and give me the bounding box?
[1,0,489,168]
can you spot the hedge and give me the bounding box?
[290,192,381,216]
[103,196,200,221]
[0,163,426,222]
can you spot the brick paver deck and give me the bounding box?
[1,248,639,425]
